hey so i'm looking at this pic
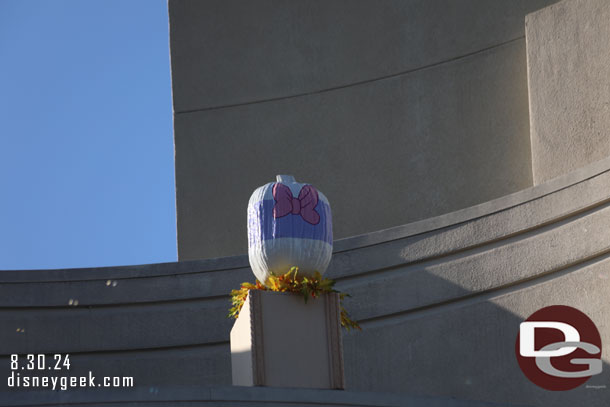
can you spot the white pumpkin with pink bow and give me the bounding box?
[247,175,333,286]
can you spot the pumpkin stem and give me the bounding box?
[276,175,296,183]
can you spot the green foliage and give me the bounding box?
[228,266,361,331]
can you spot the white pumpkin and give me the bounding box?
[247,175,333,285]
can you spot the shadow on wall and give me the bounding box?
[337,264,610,407]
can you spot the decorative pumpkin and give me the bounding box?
[247,175,333,285]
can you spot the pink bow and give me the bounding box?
[272,183,320,225]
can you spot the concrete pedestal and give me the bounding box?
[230,290,345,389]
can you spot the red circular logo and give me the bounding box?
[515,305,602,391]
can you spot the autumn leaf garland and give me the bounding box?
[228,267,361,331]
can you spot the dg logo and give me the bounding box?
[515,305,602,391]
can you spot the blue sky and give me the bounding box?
[0,0,176,270]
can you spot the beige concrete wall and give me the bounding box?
[170,0,559,260]
[526,0,610,184]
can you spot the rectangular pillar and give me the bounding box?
[230,290,344,389]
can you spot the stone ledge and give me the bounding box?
[0,385,530,407]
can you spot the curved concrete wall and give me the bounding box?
[170,0,560,259]
[527,0,610,184]
[170,0,559,112]
[2,155,609,407]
